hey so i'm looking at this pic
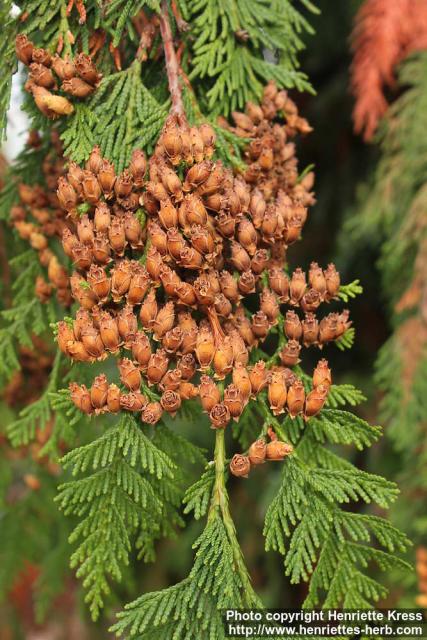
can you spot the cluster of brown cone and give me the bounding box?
[50,83,350,441]
[10,130,72,306]
[16,35,101,118]
[230,428,293,478]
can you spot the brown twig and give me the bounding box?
[159,0,185,119]
[206,306,226,346]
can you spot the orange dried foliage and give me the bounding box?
[350,0,427,140]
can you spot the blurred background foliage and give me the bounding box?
[2,0,427,636]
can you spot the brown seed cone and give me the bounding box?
[214,293,232,318]
[127,268,150,305]
[57,177,77,211]
[114,170,133,199]
[118,358,141,391]
[175,281,197,306]
[158,200,178,229]
[228,330,249,366]
[238,270,256,295]
[141,402,163,425]
[232,363,252,401]
[117,304,138,346]
[15,34,34,65]
[209,402,230,429]
[229,454,251,478]
[108,217,127,255]
[309,262,327,298]
[251,311,270,340]
[220,271,240,303]
[302,313,319,346]
[269,268,289,302]
[93,233,111,264]
[120,391,147,412]
[99,311,120,352]
[167,227,187,260]
[66,340,93,362]
[87,264,110,302]
[230,241,251,272]
[162,326,183,353]
[304,384,329,419]
[98,160,116,196]
[195,327,215,370]
[146,349,169,385]
[249,361,268,395]
[313,359,332,388]
[62,77,94,98]
[266,440,293,461]
[216,211,236,238]
[287,379,306,418]
[251,249,269,275]
[159,368,182,392]
[29,48,50,69]
[179,382,199,400]
[301,289,321,313]
[67,161,85,194]
[84,146,103,175]
[177,354,197,380]
[184,160,212,190]
[124,211,142,247]
[69,382,93,414]
[213,337,234,379]
[324,263,340,300]
[260,289,279,323]
[223,384,244,419]
[57,321,75,355]
[159,265,181,297]
[248,439,267,465]
[279,340,301,367]
[190,225,215,255]
[107,384,121,412]
[179,246,203,270]
[180,326,198,355]
[318,313,338,344]
[268,372,288,415]
[139,290,158,330]
[199,375,221,413]
[71,242,93,271]
[29,63,55,89]
[153,301,175,340]
[90,374,109,409]
[181,193,208,227]
[31,85,74,117]
[148,221,168,255]
[290,268,306,304]
[146,246,163,281]
[131,331,152,368]
[284,310,303,340]
[74,53,101,85]
[80,324,105,359]
[160,389,181,416]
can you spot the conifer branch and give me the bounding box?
[159,0,185,118]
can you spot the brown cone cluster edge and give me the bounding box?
[54,79,351,479]
[53,0,351,481]
[10,131,72,306]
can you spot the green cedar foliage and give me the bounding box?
[347,51,427,548]
[0,1,412,636]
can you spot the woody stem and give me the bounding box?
[209,429,260,607]
[206,306,225,346]
[159,0,185,118]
